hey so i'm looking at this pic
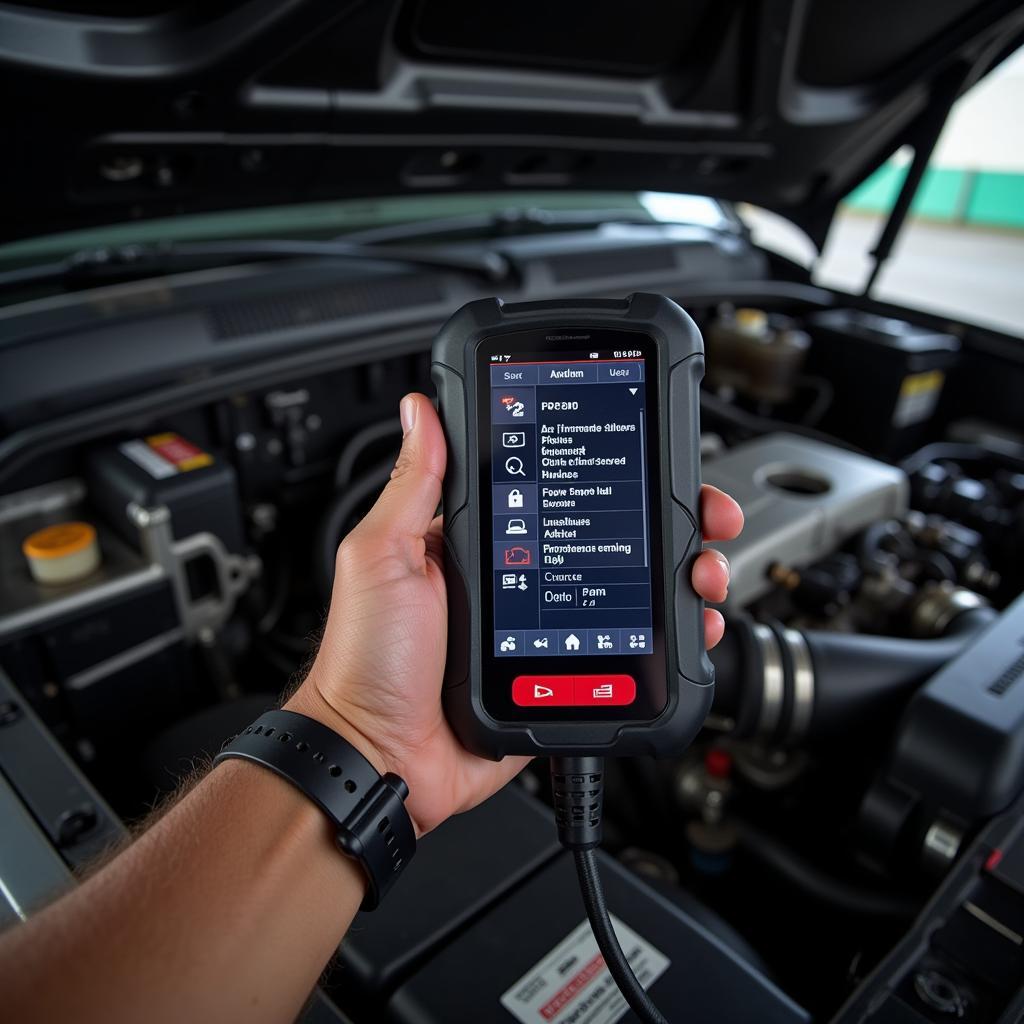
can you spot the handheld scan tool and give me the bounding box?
[432,293,713,760]
[432,294,713,1024]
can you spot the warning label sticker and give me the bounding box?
[500,916,670,1024]
[892,370,944,428]
[120,433,213,479]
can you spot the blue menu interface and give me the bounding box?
[490,356,654,658]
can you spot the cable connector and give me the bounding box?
[550,756,604,849]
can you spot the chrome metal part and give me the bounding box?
[128,503,260,641]
[910,582,988,638]
[752,623,784,739]
[783,627,815,744]
[921,818,964,874]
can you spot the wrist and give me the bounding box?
[215,708,417,907]
[283,675,393,779]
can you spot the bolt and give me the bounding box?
[250,504,278,532]
[913,969,967,1016]
[56,805,98,848]
[0,701,22,726]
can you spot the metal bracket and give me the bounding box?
[127,503,260,642]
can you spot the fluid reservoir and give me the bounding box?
[705,307,810,404]
[22,521,101,584]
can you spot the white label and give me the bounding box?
[500,915,670,1024]
[119,440,176,479]
[892,370,944,428]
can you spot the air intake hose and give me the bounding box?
[709,605,996,746]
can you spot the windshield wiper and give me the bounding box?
[0,238,512,298]
[335,206,664,245]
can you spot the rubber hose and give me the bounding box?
[710,608,996,743]
[736,821,920,919]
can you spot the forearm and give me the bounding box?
[0,759,365,1024]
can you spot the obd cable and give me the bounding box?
[551,756,670,1024]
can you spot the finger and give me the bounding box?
[701,485,744,542]
[704,608,725,649]
[358,394,447,543]
[692,548,730,603]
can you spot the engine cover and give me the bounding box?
[701,434,908,608]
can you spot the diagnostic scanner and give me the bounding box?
[432,294,713,760]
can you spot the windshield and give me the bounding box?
[0,191,733,270]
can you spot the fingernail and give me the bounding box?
[400,396,417,437]
[714,551,730,579]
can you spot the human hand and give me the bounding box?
[287,393,742,835]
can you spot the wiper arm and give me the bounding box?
[336,206,660,245]
[0,238,512,298]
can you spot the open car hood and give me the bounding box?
[2,0,1023,249]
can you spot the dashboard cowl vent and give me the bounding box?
[547,245,678,283]
[209,276,445,341]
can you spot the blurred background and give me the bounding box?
[745,45,1024,333]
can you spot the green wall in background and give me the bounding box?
[966,172,1024,228]
[846,162,907,210]
[844,162,1024,229]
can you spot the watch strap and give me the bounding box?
[215,709,415,909]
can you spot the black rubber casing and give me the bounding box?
[431,293,713,759]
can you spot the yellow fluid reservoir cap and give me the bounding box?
[22,521,101,584]
[734,307,769,336]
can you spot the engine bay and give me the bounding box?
[1,224,1023,1023]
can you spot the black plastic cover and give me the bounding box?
[388,849,809,1024]
[337,783,561,996]
[867,592,1024,838]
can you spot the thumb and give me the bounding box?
[359,393,447,543]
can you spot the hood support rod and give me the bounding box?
[863,65,971,296]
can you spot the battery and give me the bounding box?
[87,433,245,554]
[388,849,809,1024]
[804,309,959,458]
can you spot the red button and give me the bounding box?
[512,675,575,707]
[573,675,636,706]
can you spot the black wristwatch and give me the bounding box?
[215,709,416,909]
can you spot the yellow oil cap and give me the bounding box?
[22,522,101,584]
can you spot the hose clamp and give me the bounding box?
[752,623,784,739]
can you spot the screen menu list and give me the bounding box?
[489,355,654,659]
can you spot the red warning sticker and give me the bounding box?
[119,433,213,479]
[500,915,670,1024]
[145,433,213,472]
